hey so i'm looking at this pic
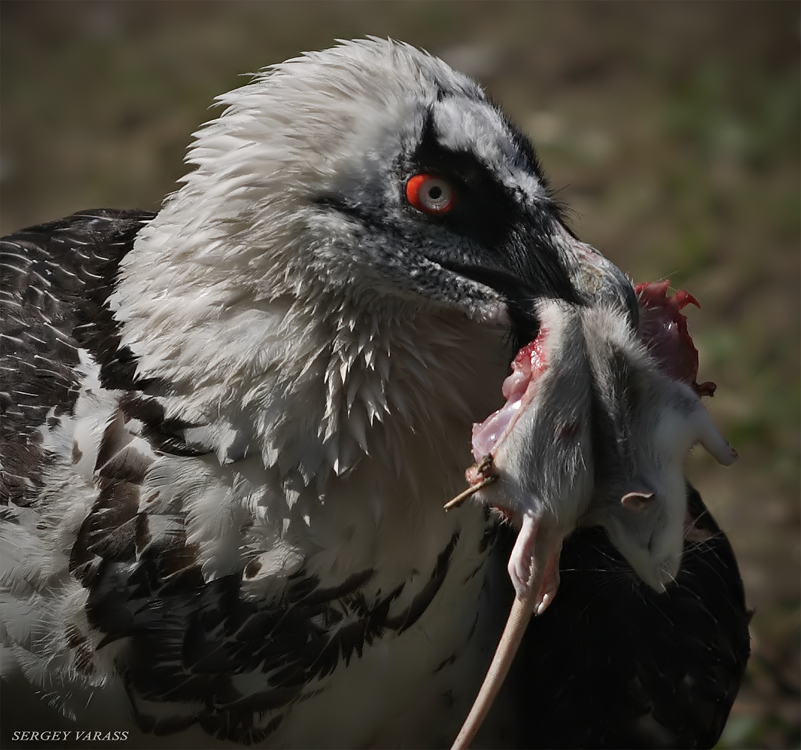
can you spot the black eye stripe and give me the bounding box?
[409,114,527,248]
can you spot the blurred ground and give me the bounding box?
[1,1,799,748]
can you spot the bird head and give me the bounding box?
[118,38,635,350]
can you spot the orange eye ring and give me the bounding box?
[405,174,455,214]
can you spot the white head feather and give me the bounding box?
[109,38,516,497]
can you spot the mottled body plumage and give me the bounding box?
[0,39,749,749]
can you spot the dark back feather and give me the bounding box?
[0,209,155,505]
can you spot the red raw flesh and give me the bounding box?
[635,280,716,397]
[470,328,549,463]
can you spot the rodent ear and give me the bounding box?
[621,478,656,512]
[621,491,654,512]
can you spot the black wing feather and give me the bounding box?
[0,209,155,505]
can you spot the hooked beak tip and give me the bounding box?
[557,226,638,325]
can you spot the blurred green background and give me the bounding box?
[1,1,798,747]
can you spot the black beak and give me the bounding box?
[553,223,639,327]
[447,220,637,349]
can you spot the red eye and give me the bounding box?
[405,174,455,214]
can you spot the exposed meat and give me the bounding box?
[636,280,716,397]
[470,333,549,463]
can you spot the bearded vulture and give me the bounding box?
[0,38,750,748]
